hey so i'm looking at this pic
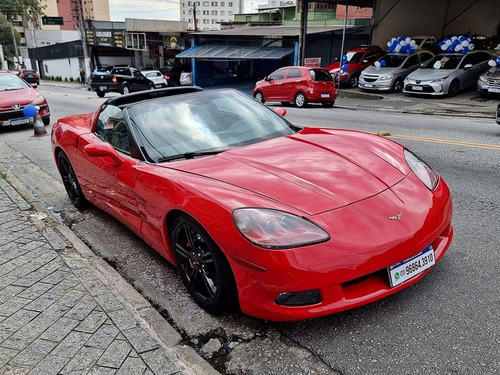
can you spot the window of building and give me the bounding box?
[228,1,233,6]
[211,1,218,5]
[221,10,225,15]
[211,10,218,15]
[228,10,233,15]
[220,1,225,5]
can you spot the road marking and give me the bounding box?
[384,133,500,151]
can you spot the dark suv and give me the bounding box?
[326,45,384,88]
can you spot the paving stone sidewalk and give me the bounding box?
[0,174,213,375]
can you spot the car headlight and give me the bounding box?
[431,76,448,83]
[232,208,330,249]
[379,75,392,81]
[31,95,46,106]
[404,149,439,190]
[478,75,487,83]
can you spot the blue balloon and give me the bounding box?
[342,55,347,63]
[341,64,348,72]
[408,48,414,54]
[461,47,469,54]
[458,36,466,42]
[23,105,37,118]
[388,46,395,53]
[439,41,445,47]
[380,60,386,67]
[496,57,500,65]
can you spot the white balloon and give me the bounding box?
[441,44,448,51]
[488,59,497,67]
[399,40,405,46]
[387,41,392,47]
[445,40,452,46]
[469,43,475,50]
[454,45,461,52]
[405,37,411,44]
[410,40,416,47]
[375,61,381,67]
[434,61,442,69]
[395,44,402,52]
[451,36,457,41]
[462,40,469,47]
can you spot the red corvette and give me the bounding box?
[51,87,453,321]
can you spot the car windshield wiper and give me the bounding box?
[157,149,227,163]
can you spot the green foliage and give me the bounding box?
[0,0,45,22]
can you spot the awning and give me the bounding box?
[176,44,295,60]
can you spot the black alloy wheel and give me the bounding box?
[348,74,359,88]
[172,215,238,314]
[57,151,86,208]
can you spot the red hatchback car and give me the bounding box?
[253,66,337,108]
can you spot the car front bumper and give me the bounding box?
[403,81,447,95]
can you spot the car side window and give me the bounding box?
[269,70,286,81]
[420,52,433,63]
[404,55,419,68]
[133,70,144,78]
[363,52,376,63]
[474,52,491,64]
[287,68,302,79]
[460,54,475,68]
[95,105,133,156]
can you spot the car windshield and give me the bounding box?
[125,90,297,162]
[378,54,407,68]
[0,73,30,91]
[421,55,462,70]
[346,51,364,64]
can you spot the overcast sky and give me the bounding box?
[108,0,266,22]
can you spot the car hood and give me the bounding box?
[481,67,500,79]
[0,87,41,106]
[408,68,455,81]
[363,66,400,76]
[168,129,407,215]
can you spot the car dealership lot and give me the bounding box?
[1,83,499,374]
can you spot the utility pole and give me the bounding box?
[73,0,91,77]
[193,2,198,32]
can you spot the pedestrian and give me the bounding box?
[79,68,86,86]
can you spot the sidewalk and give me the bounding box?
[0,168,218,374]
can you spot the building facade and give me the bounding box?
[181,0,244,31]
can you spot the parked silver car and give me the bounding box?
[477,65,500,96]
[403,50,492,96]
[359,50,434,92]
[141,70,168,88]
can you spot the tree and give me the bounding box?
[0,14,21,67]
[0,0,45,22]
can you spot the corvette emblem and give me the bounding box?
[13,104,21,110]
[388,211,403,221]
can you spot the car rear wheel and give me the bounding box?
[253,91,265,103]
[392,78,403,92]
[57,151,86,208]
[96,90,105,98]
[172,215,238,314]
[294,92,307,108]
[148,83,154,90]
[121,85,130,95]
[448,80,460,97]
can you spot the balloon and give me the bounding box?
[469,43,474,50]
[23,105,37,118]
[405,37,411,44]
[408,48,414,54]
[388,46,395,53]
[410,40,416,47]
[441,44,448,51]
[395,44,401,52]
[380,60,386,67]
[488,59,497,67]
[374,61,381,67]
[342,55,347,63]
[433,61,442,69]
[458,36,466,42]
[496,57,500,65]
[454,45,462,52]
[461,47,469,54]
[341,64,348,72]
[462,40,469,47]
[387,41,392,47]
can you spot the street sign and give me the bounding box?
[42,16,64,26]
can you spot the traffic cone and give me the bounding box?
[33,110,47,137]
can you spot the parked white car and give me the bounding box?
[141,70,168,88]
[180,72,193,86]
[359,50,434,92]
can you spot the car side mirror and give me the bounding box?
[265,76,271,81]
[463,64,473,70]
[273,107,287,117]
[84,142,124,166]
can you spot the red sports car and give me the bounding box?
[51,87,453,321]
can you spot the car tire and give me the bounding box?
[57,151,86,208]
[348,74,359,88]
[148,83,155,90]
[42,116,50,126]
[321,101,335,108]
[121,85,130,95]
[254,91,265,103]
[392,78,403,92]
[172,215,239,314]
[96,90,105,98]
[294,92,307,108]
[448,80,460,97]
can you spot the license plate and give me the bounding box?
[321,93,330,98]
[9,117,31,126]
[364,84,373,88]
[387,244,435,287]
[488,87,500,93]
[99,86,107,90]
[413,85,423,91]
